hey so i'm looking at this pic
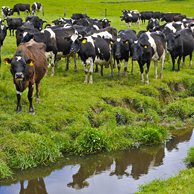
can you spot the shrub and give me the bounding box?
[184,147,194,167]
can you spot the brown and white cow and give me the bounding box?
[4,40,48,114]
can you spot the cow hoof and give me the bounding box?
[84,80,88,84]
[145,81,149,84]
[15,110,21,114]
[29,111,35,115]
[131,72,134,75]
[89,81,93,84]
[74,69,77,72]
[154,76,158,79]
[36,98,41,103]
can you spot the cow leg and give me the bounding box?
[138,61,144,83]
[145,62,151,84]
[154,60,158,79]
[124,60,128,78]
[83,64,89,83]
[131,59,134,75]
[28,83,35,115]
[117,61,121,78]
[35,82,41,103]
[189,53,192,66]
[15,84,22,113]
[65,56,70,71]
[73,54,77,72]
[160,57,165,79]
[182,56,185,67]
[89,63,94,84]
[177,55,182,72]
[51,54,55,76]
[9,29,11,36]
[95,65,99,73]
[137,20,140,30]
[110,58,114,78]
[100,65,103,76]
[171,54,175,71]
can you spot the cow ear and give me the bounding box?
[4,58,12,64]
[26,59,34,66]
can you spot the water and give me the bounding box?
[0,129,193,194]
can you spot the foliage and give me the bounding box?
[184,147,194,168]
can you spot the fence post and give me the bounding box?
[85,8,87,15]
[64,7,66,17]
[43,6,44,16]
[105,9,107,17]
[101,10,103,16]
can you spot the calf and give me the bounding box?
[147,18,159,31]
[2,6,11,19]
[68,34,113,84]
[32,2,42,16]
[5,17,23,36]
[166,28,194,71]
[10,4,31,16]
[131,32,166,84]
[113,28,137,78]
[4,40,48,114]
[0,23,7,69]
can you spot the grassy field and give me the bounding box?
[0,0,194,188]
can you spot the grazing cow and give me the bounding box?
[140,11,154,24]
[166,29,194,71]
[146,18,160,31]
[0,22,7,69]
[161,13,181,23]
[4,40,48,114]
[31,2,42,16]
[26,16,46,31]
[131,32,166,84]
[1,6,11,19]
[68,33,113,83]
[10,4,31,16]
[5,18,23,36]
[120,12,140,29]
[113,28,137,78]
[16,26,39,46]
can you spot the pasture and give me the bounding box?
[0,0,194,181]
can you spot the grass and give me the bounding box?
[0,0,194,183]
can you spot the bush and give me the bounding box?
[184,147,194,167]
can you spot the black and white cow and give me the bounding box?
[166,28,194,71]
[31,2,42,16]
[67,33,113,83]
[146,18,159,31]
[113,28,137,78]
[99,18,111,28]
[10,4,31,16]
[161,13,181,23]
[0,22,8,68]
[162,21,185,35]
[5,18,23,36]
[120,12,140,29]
[2,6,11,19]
[131,32,166,84]
[140,11,154,24]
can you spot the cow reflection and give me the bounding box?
[110,146,165,180]
[19,178,48,194]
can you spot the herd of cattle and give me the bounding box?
[1,3,194,114]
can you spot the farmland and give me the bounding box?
[0,0,194,188]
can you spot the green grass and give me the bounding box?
[0,0,194,182]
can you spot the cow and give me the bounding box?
[67,33,113,84]
[52,18,73,26]
[120,12,140,29]
[26,16,47,31]
[166,28,194,71]
[113,28,137,78]
[5,17,23,36]
[0,22,7,69]
[71,13,89,20]
[162,22,185,35]
[31,2,42,16]
[1,6,11,19]
[131,31,167,84]
[172,15,186,22]
[99,18,111,28]
[153,11,162,21]
[146,18,160,31]
[161,13,181,23]
[10,4,31,16]
[3,40,48,114]
[16,25,39,46]
[140,11,154,24]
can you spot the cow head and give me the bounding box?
[131,40,142,61]
[66,33,82,54]
[4,57,35,82]
[166,33,180,52]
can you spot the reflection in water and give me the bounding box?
[0,129,193,194]
[19,179,48,194]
